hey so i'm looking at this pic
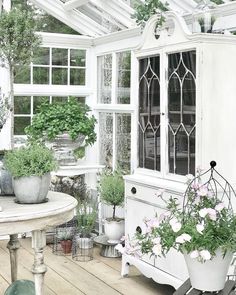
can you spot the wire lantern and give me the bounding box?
[182,161,236,220]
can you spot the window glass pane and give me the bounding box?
[52,68,68,85]
[14,66,30,84]
[52,96,68,103]
[33,47,50,65]
[70,49,86,67]
[99,112,113,169]
[33,67,49,84]
[168,50,196,175]
[14,96,31,114]
[52,48,68,66]
[117,52,131,104]
[33,96,50,113]
[139,56,161,171]
[70,68,85,85]
[116,113,131,172]
[14,117,31,135]
[97,55,112,104]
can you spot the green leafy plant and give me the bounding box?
[25,97,97,146]
[4,144,58,178]
[122,172,236,262]
[57,228,74,241]
[0,7,41,145]
[132,0,168,28]
[99,170,125,220]
[77,198,97,237]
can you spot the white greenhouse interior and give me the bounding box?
[1,0,236,294]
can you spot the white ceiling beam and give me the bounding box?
[90,0,135,28]
[81,3,127,30]
[30,0,109,36]
[64,0,89,11]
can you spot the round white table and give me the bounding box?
[0,191,78,295]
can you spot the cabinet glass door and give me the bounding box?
[138,56,160,171]
[168,50,196,175]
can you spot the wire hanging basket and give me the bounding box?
[182,160,236,219]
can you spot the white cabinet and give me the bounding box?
[122,11,236,289]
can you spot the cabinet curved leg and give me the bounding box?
[7,234,21,282]
[121,257,130,277]
[31,230,47,295]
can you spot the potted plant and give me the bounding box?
[119,162,236,292]
[57,228,73,254]
[25,97,97,165]
[99,170,125,243]
[4,143,57,204]
[0,7,41,148]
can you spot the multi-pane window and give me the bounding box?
[138,50,196,176]
[14,48,86,86]
[14,96,85,135]
[97,51,132,171]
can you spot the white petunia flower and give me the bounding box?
[153,237,161,244]
[190,250,199,259]
[171,222,182,233]
[176,233,191,244]
[152,244,162,256]
[169,217,178,226]
[182,233,191,242]
[198,185,209,197]
[207,208,217,221]
[199,208,208,218]
[196,223,204,234]
[200,250,211,260]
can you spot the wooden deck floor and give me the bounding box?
[0,238,175,295]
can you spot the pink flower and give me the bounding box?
[215,203,225,212]
[197,185,209,197]
[191,182,200,190]
[207,208,217,221]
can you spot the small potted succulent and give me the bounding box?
[57,228,74,254]
[4,143,57,204]
[25,97,97,165]
[99,170,125,243]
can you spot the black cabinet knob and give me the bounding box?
[131,187,136,194]
[136,226,142,234]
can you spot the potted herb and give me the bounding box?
[99,170,125,243]
[4,144,57,204]
[119,162,236,292]
[25,97,97,165]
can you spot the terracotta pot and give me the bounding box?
[60,240,72,254]
[184,249,233,292]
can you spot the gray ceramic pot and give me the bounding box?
[13,173,51,204]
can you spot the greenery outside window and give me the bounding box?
[14,48,86,86]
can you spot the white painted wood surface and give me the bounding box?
[0,191,77,295]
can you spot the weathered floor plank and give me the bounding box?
[0,238,175,295]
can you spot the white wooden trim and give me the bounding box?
[64,0,89,11]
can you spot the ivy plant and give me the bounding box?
[132,0,169,28]
[25,97,97,146]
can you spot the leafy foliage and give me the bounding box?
[77,198,97,237]
[126,174,236,262]
[0,7,41,69]
[25,97,97,145]
[132,0,168,28]
[57,228,74,241]
[99,170,125,220]
[4,144,57,178]
[0,93,11,130]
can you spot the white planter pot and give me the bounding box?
[184,249,233,292]
[77,237,93,249]
[13,173,51,204]
[104,219,125,243]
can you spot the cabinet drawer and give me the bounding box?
[126,181,182,208]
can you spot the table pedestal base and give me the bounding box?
[94,235,121,258]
